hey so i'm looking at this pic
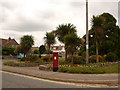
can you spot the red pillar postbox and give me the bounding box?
[53,52,58,71]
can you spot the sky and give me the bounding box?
[0,0,119,47]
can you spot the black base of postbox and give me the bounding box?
[53,67,58,72]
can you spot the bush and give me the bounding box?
[89,55,104,63]
[89,45,96,56]
[29,55,39,62]
[20,55,39,62]
[105,52,118,62]
[34,58,43,63]
[2,47,15,55]
[33,50,39,54]
[20,57,26,61]
[59,67,68,72]
[66,56,85,64]
[41,56,53,62]
[59,58,66,64]
[82,51,86,58]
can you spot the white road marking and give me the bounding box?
[1,71,118,88]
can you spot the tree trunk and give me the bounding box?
[24,53,26,57]
[65,45,68,61]
[48,44,51,61]
[71,52,74,64]
[48,44,50,52]
[65,49,67,61]
[96,41,99,63]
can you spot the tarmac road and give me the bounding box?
[2,71,118,88]
[2,71,90,88]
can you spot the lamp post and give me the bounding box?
[86,0,89,64]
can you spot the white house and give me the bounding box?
[50,45,65,57]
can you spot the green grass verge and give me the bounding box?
[3,61,15,66]
[3,61,41,67]
[59,63,119,74]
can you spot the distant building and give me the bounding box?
[0,37,19,48]
[31,47,39,52]
[50,45,65,57]
[50,45,65,53]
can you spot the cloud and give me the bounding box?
[0,0,119,46]
[118,1,120,27]
[0,1,19,10]
[69,2,85,8]
[1,19,51,32]
[89,2,118,26]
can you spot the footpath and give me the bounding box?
[2,65,118,86]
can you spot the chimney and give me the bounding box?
[8,37,11,41]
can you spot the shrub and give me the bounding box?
[89,55,104,63]
[41,56,53,62]
[58,67,68,72]
[2,47,15,55]
[20,55,39,62]
[105,52,118,62]
[33,50,39,54]
[89,51,95,56]
[59,58,66,64]
[20,57,26,61]
[29,55,39,62]
[66,56,85,64]
[34,58,43,64]
[82,51,86,58]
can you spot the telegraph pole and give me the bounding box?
[86,0,89,64]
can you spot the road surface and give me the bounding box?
[2,71,91,88]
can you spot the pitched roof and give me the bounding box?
[0,37,19,47]
[50,45,64,50]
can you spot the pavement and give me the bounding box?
[1,65,119,86]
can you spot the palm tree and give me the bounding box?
[44,32,55,52]
[56,23,77,60]
[92,15,104,63]
[20,35,34,57]
[64,33,81,64]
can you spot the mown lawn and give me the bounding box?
[58,62,119,74]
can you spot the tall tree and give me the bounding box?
[92,15,104,63]
[56,23,77,60]
[20,35,34,57]
[80,12,120,62]
[39,45,46,54]
[44,32,55,52]
[14,45,22,54]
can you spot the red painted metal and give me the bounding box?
[53,52,58,68]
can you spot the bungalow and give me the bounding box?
[50,45,65,57]
[0,37,19,48]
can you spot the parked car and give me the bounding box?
[16,53,25,59]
